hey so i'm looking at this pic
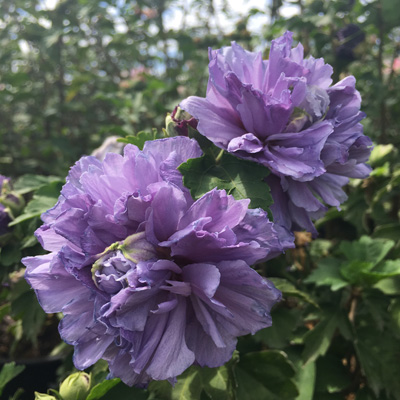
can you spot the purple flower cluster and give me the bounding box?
[23,137,292,386]
[181,31,372,235]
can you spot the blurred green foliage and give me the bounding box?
[1,0,400,399]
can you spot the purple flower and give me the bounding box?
[22,136,291,386]
[180,31,372,235]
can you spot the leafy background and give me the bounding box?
[1,0,400,399]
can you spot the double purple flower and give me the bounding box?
[181,31,372,235]
[23,137,292,386]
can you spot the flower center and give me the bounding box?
[92,232,158,294]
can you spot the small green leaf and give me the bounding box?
[86,378,120,400]
[118,129,163,150]
[0,362,25,397]
[9,181,63,226]
[178,152,273,211]
[304,258,348,291]
[374,276,400,294]
[269,278,318,307]
[13,175,62,195]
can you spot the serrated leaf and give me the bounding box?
[269,278,319,307]
[0,362,25,396]
[304,258,348,291]
[178,152,272,211]
[339,236,394,266]
[355,314,400,399]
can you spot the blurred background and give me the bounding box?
[1,0,399,178]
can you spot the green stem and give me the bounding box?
[215,149,224,164]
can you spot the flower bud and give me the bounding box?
[34,393,57,400]
[165,106,198,137]
[59,372,91,400]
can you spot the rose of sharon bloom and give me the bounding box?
[23,137,292,386]
[180,31,372,235]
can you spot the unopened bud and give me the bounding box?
[59,372,91,400]
[34,393,57,400]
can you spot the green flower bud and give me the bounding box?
[59,372,91,400]
[34,393,57,400]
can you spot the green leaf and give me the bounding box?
[118,129,163,150]
[9,181,63,226]
[369,144,395,167]
[201,361,237,400]
[10,279,47,345]
[0,244,22,267]
[302,311,340,364]
[294,360,315,400]
[98,381,148,400]
[254,308,300,349]
[269,278,319,307]
[284,348,316,400]
[340,260,375,285]
[355,314,400,399]
[149,366,202,400]
[86,378,120,400]
[178,152,273,211]
[359,260,400,285]
[13,175,62,195]
[236,351,298,400]
[339,236,394,266]
[0,362,25,397]
[309,240,333,259]
[374,276,400,294]
[304,258,348,291]
[372,223,400,240]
